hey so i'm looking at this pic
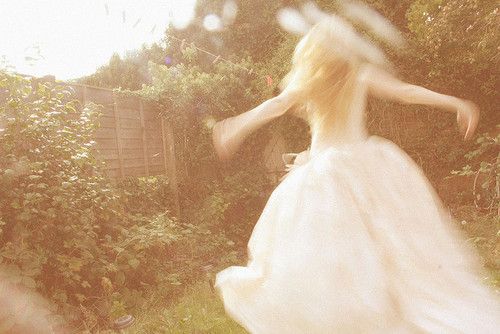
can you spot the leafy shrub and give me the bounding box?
[0,71,119,322]
[0,72,233,330]
[453,127,499,213]
[116,175,175,215]
[406,0,499,121]
[139,56,277,243]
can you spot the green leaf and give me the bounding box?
[128,258,140,269]
[3,169,15,177]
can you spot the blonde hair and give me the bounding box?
[282,19,362,139]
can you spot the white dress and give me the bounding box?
[214,70,500,333]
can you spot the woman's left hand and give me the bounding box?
[456,99,479,141]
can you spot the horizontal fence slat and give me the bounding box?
[3,78,170,180]
[94,128,118,139]
[84,87,114,105]
[122,166,146,177]
[149,166,166,174]
[94,106,115,117]
[120,128,143,139]
[147,148,164,154]
[115,96,141,109]
[148,149,164,155]
[95,138,118,149]
[64,82,171,180]
[98,116,117,128]
[99,149,119,160]
[148,163,166,168]
[123,148,145,159]
[123,159,147,168]
[145,133,162,139]
[146,142,163,149]
[119,118,142,129]
[117,108,140,120]
[118,138,143,149]
[149,157,164,166]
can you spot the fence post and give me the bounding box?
[113,93,125,178]
[161,118,181,219]
[139,100,150,177]
[82,85,87,105]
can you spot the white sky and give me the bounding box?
[0,0,197,80]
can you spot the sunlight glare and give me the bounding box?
[203,14,223,31]
[222,0,238,25]
[277,8,311,36]
[170,0,197,30]
[0,0,198,80]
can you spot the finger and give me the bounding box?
[462,112,471,140]
[457,112,467,136]
[464,110,479,140]
[464,116,471,140]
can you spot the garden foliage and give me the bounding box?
[0,72,232,329]
[1,0,498,330]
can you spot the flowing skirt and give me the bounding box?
[215,136,500,333]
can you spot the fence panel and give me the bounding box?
[65,83,171,180]
[2,75,180,217]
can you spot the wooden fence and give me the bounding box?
[1,75,180,216]
[68,83,168,178]
[68,83,180,216]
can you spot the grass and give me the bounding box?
[116,206,498,334]
[453,206,500,288]
[121,279,247,334]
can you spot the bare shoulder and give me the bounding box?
[358,63,411,101]
[358,64,399,85]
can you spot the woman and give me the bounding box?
[212,15,500,334]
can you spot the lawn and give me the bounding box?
[122,279,246,334]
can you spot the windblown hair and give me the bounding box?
[282,18,362,139]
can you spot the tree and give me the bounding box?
[78,43,166,90]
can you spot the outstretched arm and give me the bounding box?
[213,89,300,160]
[363,65,479,140]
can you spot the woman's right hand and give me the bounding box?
[456,99,479,141]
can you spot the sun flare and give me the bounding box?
[0,0,197,80]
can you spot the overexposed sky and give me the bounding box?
[0,0,197,80]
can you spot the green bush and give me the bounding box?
[116,175,175,215]
[139,56,278,243]
[0,72,116,321]
[0,72,233,330]
[453,127,499,213]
